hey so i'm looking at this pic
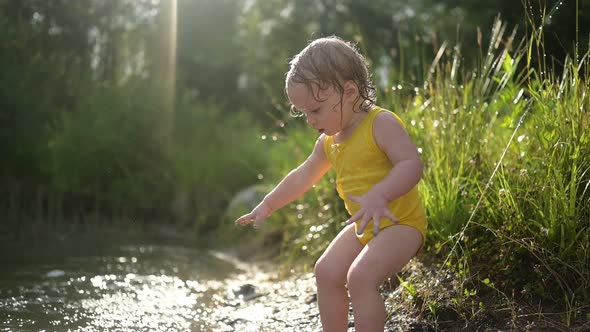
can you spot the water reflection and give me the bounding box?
[78,274,199,331]
[0,239,241,331]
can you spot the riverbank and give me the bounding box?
[207,257,452,331]
[206,251,445,331]
[209,249,589,332]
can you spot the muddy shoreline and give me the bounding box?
[209,252,436,332]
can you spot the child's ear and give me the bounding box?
[343,80,359,100]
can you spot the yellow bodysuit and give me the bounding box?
[323,106,427,245]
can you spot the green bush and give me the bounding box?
[50,81,172,209]
[48,81,269,230]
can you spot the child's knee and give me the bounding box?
[346,266,378,295]
[314,257,344,287]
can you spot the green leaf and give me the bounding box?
[502,52,514,75]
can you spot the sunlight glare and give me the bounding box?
[81,274,200,331]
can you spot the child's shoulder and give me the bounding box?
[371,106,404,127]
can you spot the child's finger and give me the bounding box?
[372,215,380,237]
[253,215,265,228]
[235,213,253,225]
[347,194,360,203]
[384,210,399,223]
[345,211,361,225]
[357,213,371,235]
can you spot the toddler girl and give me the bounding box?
[236,36,427,332]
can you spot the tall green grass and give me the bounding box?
[394,16,589,326]
[394,15,588,326]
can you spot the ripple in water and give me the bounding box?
[0,240,240,332]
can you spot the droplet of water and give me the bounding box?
[46,270,65,278]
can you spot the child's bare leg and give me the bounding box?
[346,225,422,332]
[315,223,363,332]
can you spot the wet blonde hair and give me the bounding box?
[285,36,376,116]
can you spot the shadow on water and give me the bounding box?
[0,231,245,331]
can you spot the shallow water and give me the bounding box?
[0,234,243,331]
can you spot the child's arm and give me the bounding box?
[346,112,423,235]
[235,135,331,228]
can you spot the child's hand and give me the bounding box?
[345,194,399,236]
[235,201,272,228]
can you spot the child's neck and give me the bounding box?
[334,109,368,143]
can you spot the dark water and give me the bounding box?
[0,233,242,331]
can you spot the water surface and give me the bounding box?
[0,233,242,331]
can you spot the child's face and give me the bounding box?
[287,83,354,136]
